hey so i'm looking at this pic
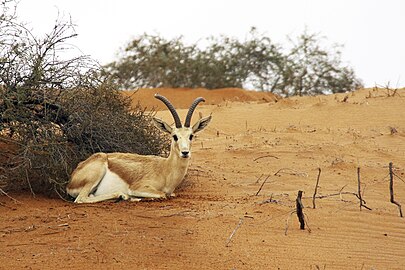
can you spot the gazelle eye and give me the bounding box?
[173,135,178,141]
[189,134,194,140]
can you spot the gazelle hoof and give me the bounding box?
[120,194,129,200]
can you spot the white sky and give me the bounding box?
[17,0,405,88]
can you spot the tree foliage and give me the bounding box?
[0,1,169,196]
[279,32,363,96]
[106,28,363,96]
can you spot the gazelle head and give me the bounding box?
[153,94,212,159]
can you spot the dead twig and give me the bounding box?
[315,191,355,201]
[253,154,279,162]
[255,174,264,184]
[161,210,194,218]
[24,168,35,197]
[393,172,405,184]
[357,167,372,211]
[285,190,311,235]
[49,223,69,228]
[258,193,291,207]
[0,188,22,204]
[225,217,244,247]
[338,184,348,201]
[255,174,271,196]
[284,210,296,235]
[54,188,71,202]
[296,190,305,230]
[274,168,308,177]
[389,162,403,217]
[312,168,321,209]
[1,224,37,234]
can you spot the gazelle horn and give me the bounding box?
[154,94,182,128]
[184,97,205,128]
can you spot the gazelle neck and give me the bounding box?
[164,142,190,193]
[167,143,190,169]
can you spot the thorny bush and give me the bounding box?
[0,2,169,197]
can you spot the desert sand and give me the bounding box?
[1,87,405,269]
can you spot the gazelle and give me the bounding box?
[66,94,212,203]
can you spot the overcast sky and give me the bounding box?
[17,0,405,88]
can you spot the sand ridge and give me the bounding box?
[1,87,405,269]
[122,87,279,110]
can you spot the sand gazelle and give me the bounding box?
[66,94,212,203]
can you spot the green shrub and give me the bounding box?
[105,28,363,96]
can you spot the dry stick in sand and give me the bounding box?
[357,167,372,211]
[255,174,264,184]
[389,162,403,217]
[225,217,244,247]
[256,167,307,196]
[312,168,322,209]
[284,211,295,236]
[0,188,22,204]
[285,190,311,235]
[253,155,279,162]
[314,185,353,202]
[274,168,308,177]
[255,174,271,196]
[296,190,306,230]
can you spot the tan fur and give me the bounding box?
[66,115,212,203]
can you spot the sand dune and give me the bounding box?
[1,87,405,269]
[122,87,279,110]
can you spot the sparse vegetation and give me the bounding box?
[0,1,169,196]
[105,28,363,96]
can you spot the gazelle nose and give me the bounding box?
[181,151,190,158]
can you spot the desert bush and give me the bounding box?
[104,28,284,90]
[277,31,363,96]
[0,1,169,196]
[105,28,363,96]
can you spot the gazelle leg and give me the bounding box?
[74,184,129,203]
[128,186,167,200]
[75,192,128,203]
[68,153,117,204]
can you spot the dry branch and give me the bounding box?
[393,172,405,184]
[255,174,271,196]
[0,188,22,204]
[259,193,291,207]
[296,190,305,230]
[316,191,354,201]
[357,167,372,211]
[225,217,244,247]
[284,191,311,235]
[253,154,279,162]
[284,211,296,236]
[274,168,308,177]
[255,174,264,184]
[312,168,321,209]
[389,162,403,217]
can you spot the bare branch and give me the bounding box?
[357,167,372,211]
[389,162,403,217]
[255,174,271,196]
[312,168,321,209]
[225,217,244,247]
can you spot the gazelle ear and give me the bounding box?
[192,115,212,133]
[153,117,173,134]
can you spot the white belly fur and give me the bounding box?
[93,169,128,196]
